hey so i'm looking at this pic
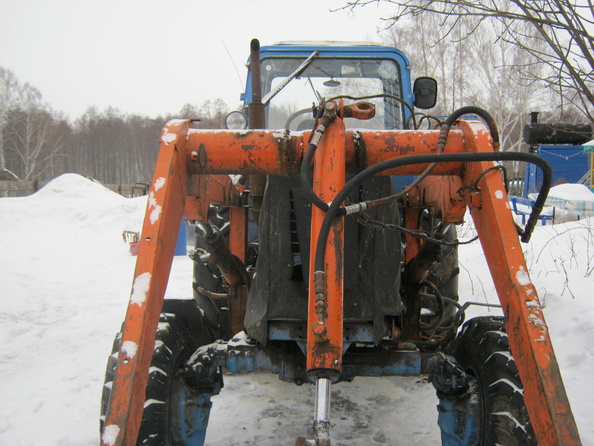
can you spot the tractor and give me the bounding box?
[99,39,581,445]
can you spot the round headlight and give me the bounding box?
[225,111,248,129]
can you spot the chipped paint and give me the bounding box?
[495,190,504,199]
[102,424,120,446]
[122,340,138,359]
[130,272,151,306]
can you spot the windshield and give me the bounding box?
[259,57,404,131]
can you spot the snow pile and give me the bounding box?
[548,183,594,202]
[0,174,148,445]
[546,183,594,219]
[0,173,593,445]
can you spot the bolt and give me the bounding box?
[323,101,337,119]
[312,323,328,342]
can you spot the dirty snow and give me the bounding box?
[0,173,593,445]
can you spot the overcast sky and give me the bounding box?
[0,0,397,120]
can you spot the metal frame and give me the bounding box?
[101,115,581,445]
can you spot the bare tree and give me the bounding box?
[342,0,594,120]
[0,67,19,170]
[178,99,229,128]
[385,13,552,152]
[385,12,476,111]
[5,84,65,180]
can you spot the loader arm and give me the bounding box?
[458,120,579,445]
[101,116,580,445]
[101,120,190,446]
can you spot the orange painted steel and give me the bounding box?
[455,120,580,445]
[306,116,346,375]
[102,118,581,445]
[229,206,248,265]
[101,120,190,446]
[185,174,240,222]
[185,129,465,176]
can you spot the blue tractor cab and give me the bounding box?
[225,41,436,194]
[227,41,435,132]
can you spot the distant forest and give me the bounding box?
[0,66,229,194]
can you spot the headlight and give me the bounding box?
[225,111,248,129]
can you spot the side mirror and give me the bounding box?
[413,77,437,109]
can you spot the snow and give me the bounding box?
[154,177,166,192]
[527,183,594,220]
[160,131,177,145]
[121,341,138,360]
[130,272,151,307]
[0,173,593,445]
[515,266,531,286]
[548,183,594,202]
[101,425,120,446]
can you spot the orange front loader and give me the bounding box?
[102,100,581,446]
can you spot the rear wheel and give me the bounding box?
[100,299,221,446]
[438,316,537,445]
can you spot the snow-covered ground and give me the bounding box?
[0,174,592,445]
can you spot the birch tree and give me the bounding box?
[385,14,552,151]
[5,84,65,180]
[0,67,18,170]
[343,0,594,120]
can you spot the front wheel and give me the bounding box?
[437,316,537,445]
[100,299,221,446]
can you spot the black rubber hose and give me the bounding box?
[300,115,332,212]
[303,106,500,215]
[441,106,499,149]
[314,151,552,272]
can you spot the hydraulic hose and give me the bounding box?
[314,151,552,273]
[303,106,500,215]
[300,114,333,212]
[440,106,499,151]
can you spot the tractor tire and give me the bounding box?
[100,299,220,446]
[438,316,537,445]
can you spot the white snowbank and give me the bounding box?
[0,174,592,445]
[546,184,594,219]
[548,183,594,202]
